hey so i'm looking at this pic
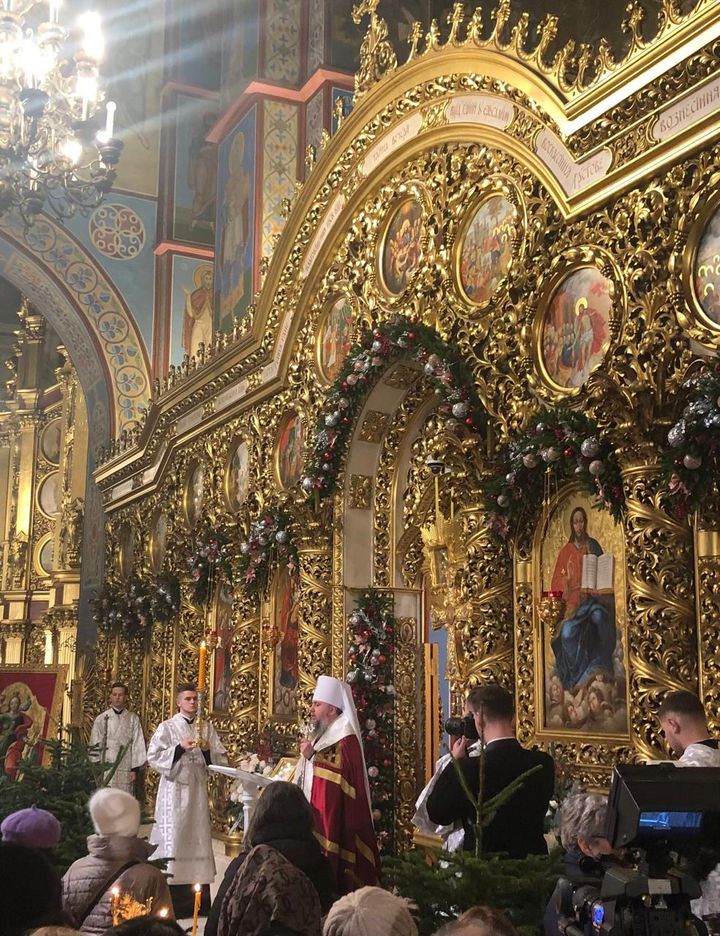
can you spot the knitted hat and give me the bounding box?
[88,787,140,837]
[322,887,418,936]
[0,805,61,849]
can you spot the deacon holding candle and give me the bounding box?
[294,674,380,893]
[147,680,227,917]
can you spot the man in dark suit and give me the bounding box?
[426,684,555,856]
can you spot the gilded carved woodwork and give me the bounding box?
[93,5,720,820]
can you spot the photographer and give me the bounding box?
[543,793,618,936]
[426,685,554,856]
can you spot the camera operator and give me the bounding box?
[658,691,720,921]
[413,711,481,850]
[543,793,619,936]
[426,684,554,856]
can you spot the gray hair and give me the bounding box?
[323,886,417,936]
[559,793,609,851]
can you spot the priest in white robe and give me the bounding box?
[89,682,147,795]
[147,682,227,910]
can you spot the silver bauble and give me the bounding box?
[522,452,539,468]
[683,453,702,470]
[452,402,468,419]
[580,437,600,458]
[588,459,603,476]
[302,477,315,493]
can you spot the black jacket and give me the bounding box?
[426,738,555,857]
[205,822,336,936]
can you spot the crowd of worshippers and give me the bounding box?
[1,678,719,936]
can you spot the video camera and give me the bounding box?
[557,764,720,936]
[444,714,479,741]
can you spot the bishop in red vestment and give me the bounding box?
[295,675,380,894]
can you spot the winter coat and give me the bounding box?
[216,844,322,936]
[206,821,336,936]
[62,833,173,935]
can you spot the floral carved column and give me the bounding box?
[621,450,697,759]
[296,513,333,712]
[695,524,720,732]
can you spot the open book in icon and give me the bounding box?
[581,553,614,592]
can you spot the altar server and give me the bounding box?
[147,682,227,909]
[89,682,146,795]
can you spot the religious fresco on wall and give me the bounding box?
[318,296,353,383]
[331,87,354,133]
[694,205,720,327]
[276,411,305,492]
[458,195,516,306]
[169,0,223,90]
[272,564,299,719]
[170,257,214,366]
[216,108,257,335]
[221,0,259,107]
[380,198,424,295]
[540,493,628,736]
[540,266,613,390]
[185,463,205,527]
[172,96,218,247]
[225,440,250,511]
[64,193,157,360]
[212,584,235,713]
[0,668,67,777]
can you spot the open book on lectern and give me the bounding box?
[581,553,614,593]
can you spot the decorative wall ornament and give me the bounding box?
[674,178,720,351]
[225,439,251,512]
[275,410,305,493]
[377,194,426,297]
[347,590,395,852]
[184,461,205,527]
[349,474,373,510]
[238,510,298,601]
[316,294,355,385]
[662,366,720,518]
[358,411,391,444]
[303,316,486,499]
[190,525,235,606]
[483,409,625,540]
[455,178,525,311]
[527,247,625,399]
[92,574,180,637]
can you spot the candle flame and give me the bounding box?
[200,640,206,649]
[193,882,201,892]
[158,908,168,918]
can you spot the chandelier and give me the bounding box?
[0,1,122,226]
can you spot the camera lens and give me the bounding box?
[444,717,464,736]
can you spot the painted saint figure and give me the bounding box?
[547,506,624,732]
[182,264,214,359]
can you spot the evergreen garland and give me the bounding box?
[92,573,180,636]
[663,366,720,517]
[483,408,624,539]
[189,525,234,605]
[237,510,298,600]
[303,316,486,499]
[347,590,395,852]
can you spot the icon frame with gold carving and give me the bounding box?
[678,185,720,348]
[376,187,429,301]
[453,178,526,312]
[530,247,625,401]
[315,292,356,385]
[183,461,205,528]
[531,484,630,744]
[274,410,305,494]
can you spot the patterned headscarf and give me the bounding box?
[217,844,321,936]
